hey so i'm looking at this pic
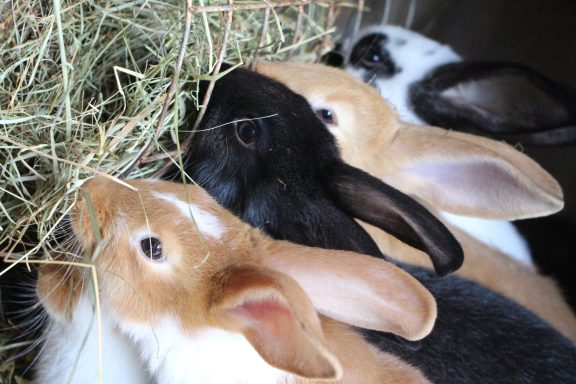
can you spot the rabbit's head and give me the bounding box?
[343,25,460,123]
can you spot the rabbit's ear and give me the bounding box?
[324,162,463,276]
[36,263,83,324]
[261,240,437,341]
[381,124,563,220]
[210,266,341,381]
[410,61,576,146]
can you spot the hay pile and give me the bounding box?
[0,0,357,264]
[0,0,360,380]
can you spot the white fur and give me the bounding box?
[441,212,533,267]
[121,317,291,384]
[35,293,150,384]
[344,25,533,266]
[152,192,225,240]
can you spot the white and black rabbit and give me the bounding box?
[165,65,576,384]
[343,25,576,146]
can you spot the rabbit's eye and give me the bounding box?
[140,237,164,261]
[235,120,258,148]
[350,34,399,77]
[360,50,384,68]
[315,108,337,126]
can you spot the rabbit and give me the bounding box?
[256,61,576,342]
[342,25,576,147]
[36,176,438,384]
[165,65,576,383]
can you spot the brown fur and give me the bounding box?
[38,177,434,383]
[296,318,432,384]
[37,263,84,323]
[257,61,576,341]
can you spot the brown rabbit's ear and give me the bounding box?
[381,124,563,220]
[36,263,83,324]
[261,240,437,341]
[210,266,342,381]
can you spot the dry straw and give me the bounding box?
[0,0,363,381]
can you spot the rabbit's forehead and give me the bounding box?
[150,191,226,240]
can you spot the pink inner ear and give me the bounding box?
[401,159,552,218]
[214,268,341,380]
[230,297,294,338]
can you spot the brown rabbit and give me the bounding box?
[35,177,435,384]
[257,61,576,341]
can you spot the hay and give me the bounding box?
[0,0,361,380]
[0,0,360,261]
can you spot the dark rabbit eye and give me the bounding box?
[350,34,388,69]
[350,34,399,77]
[315,108,337,126]
[235,120,258,148]
[140,237,164,261]
[360,50,384,68]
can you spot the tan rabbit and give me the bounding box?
[35,177,436,384]
[257,61,576,341]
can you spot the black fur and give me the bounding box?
[325,162,461,276]
[321,44,344,67]
[410,61,576,146]
[167,67,576,383]
[365,266,576,383]
[515,216,576,311]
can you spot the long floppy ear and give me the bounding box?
[324,162,463,276]
[210,266,342,381]
[410,61,576,146]
[36,263,84,324]
[261,240,437,341]
[380,124,563,220]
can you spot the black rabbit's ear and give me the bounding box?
[324,163,463,276]
[410,61,576,146]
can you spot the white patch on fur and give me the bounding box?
[441,211,533,267]
[35,294,150,384]
[345,25,461,124]
[152,192,225,239]
[121,318,291,384]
